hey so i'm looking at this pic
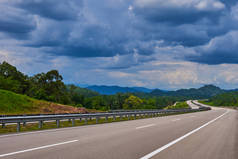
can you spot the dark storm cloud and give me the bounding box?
[186,31,238,64]
[133,0,225,25]
[1,0,238,65]
[14,0,82,21]
[0,4,36,38]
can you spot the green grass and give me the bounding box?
[0,111,198,134]
[165,101,189,109]
[0,89,99,115]
[198,100,238,110]
[0,89,38,114]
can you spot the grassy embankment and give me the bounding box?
[165,101,189,109]
[0,89,97,115]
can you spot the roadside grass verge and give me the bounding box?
[165,101,189,109]
[0,111,199,134]
[198,100,238,110]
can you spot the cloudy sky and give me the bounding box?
[1,0,238,90]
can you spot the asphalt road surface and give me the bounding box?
[0,101,237,159]
[186,100,200,109]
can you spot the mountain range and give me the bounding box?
[86,84,230,98]
[86,85,154,95]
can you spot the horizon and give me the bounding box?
[1,0,238,90]
[74,83,234,91]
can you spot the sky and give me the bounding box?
[0,0,238,90]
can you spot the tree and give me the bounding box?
[0,61,29,93]
[123,95,143,109]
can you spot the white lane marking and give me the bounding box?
[140,110,229,159]
[171,119,181,122]
[0,140,78,158]
[136,124,155,129]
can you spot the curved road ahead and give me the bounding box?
[0,101,237,159]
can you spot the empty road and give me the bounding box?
[0,101,237,159]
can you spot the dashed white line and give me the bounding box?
[140,110,229,159]
[136,124,155,129]
[0,140,78,158]
[171,119,181,122]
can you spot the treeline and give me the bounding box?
[205,91,238,107]
[0,61,187,110]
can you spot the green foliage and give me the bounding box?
[0,89,36,114]
[0,61,191,112]
[204,91,238,107]
[150,85,225,99]
[165,102,189,109]
[123,95,143,109]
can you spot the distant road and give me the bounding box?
[186,100,200,109]
[0,101,237,159]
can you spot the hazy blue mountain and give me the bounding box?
[86,85,154,95]
[131,87,153,93]
[150,85,225,98]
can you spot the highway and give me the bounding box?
[0,101,237,159]
[186,100,200,109]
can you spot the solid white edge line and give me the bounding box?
[140,110,229,159]
[136,124,156,129]
[0,140,78,158]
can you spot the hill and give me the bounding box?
[87,85,153,95]
[0,89,91,115]
[66,85,99,97]
[202,91,238,107]
[150,85,225,99]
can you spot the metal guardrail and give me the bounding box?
[191,100,211,110]
[0,107,210,132]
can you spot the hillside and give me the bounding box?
[150,85,225,99]
[202,91,238,107]
[0,89,90,115]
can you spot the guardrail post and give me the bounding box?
[23,121,26,127]
[80,118,82,122]
[85,118,88,124]
[105,116,108,122]
[96,117,99,124]
[56,120,60,128]
[17,122,20,132]
[72,119,75,126]
[113,115,116,121]
[128,115,130,120]
[38,121,43,129]
[134,114,136,119]
[120,115,122,121]
[2,123,5,128]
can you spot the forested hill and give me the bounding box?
[86,84,227,99]
[150,85,225,98]
[87,85,153,95]
[202,91,238,107]
[0,61,186,112]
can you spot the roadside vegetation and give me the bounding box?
[199,91,238,107]
[0,61,188,114]
[165,102,189,109]
[0,89,96,115]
